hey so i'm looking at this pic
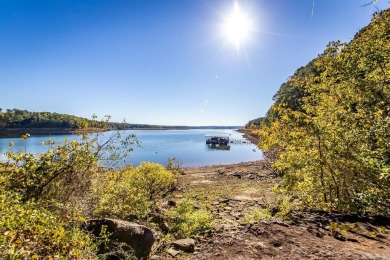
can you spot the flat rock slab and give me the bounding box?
[231,195,259,201]
[167,247,181,257]
[171,238,196,252]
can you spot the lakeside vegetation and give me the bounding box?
[248,9,389,215]
[1,8,389,259]
[0,121,215,258]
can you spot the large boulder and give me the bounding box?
[86,218,156,259]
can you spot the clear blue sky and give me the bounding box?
[1,0,388,126]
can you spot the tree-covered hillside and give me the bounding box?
[244,117,264,129]
[255,9,390,214]
[245,60,319,128]
[0,109,241,132]
[0,109,176,130]
[0,109,90,129]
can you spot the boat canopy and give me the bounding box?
[205,132,230,138]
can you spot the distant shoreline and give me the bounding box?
[0,128,107,138]
[0,128,76,137]
[0,126,242,138]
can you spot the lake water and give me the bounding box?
[0,129,262,167]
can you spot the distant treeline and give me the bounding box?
[0,109,90,129]
[244,117,264,129]
[0,108,240,131]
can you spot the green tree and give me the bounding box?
[257,9,390,215]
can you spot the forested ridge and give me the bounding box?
[0,109,163,129]
[253,9,389,214]
[0,109,239,131]
[0,109,90,129]
[244,117,264,129]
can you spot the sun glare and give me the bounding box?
[223,1,253,49]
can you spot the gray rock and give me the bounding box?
[214,224,224,232]
[219,198,230,203]
[256,241,268,249]
[159,221,170,232]
[167,247,181,257]
[86,218,156,259]
[231,212,242,217]
[171,238,196,252]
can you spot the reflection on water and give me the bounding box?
[0,129,262,167]
[207,144,231,150]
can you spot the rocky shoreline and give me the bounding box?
[237,128,259,145]
[153,160,390,259]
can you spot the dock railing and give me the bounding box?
[229,138,252,144]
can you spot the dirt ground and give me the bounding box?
[155,161,390,260]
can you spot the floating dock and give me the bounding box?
[229,138,251,144]
[205,132,251,145]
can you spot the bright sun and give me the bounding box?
[222,1,253,49]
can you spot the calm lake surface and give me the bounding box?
[0,129,262,167]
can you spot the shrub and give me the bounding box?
[93,162,178,220]
[168,199,214,238]
[0,190,97,258]
[166,157,184,175]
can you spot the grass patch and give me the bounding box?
[243,207,273,223]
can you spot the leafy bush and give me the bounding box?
[168,199,214,238]
[0,190,97,258]
[93,162,178,220]
[166,157,184,176]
